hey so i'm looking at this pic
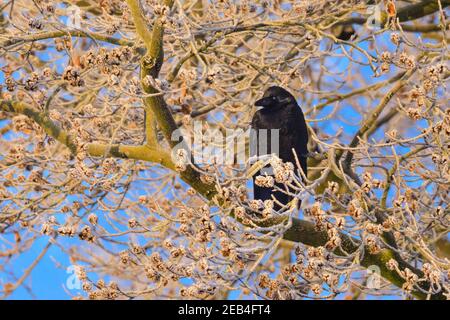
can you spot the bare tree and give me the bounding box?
[0,0,448,300]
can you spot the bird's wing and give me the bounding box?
[283,105,308,175]
[293,107,308,176]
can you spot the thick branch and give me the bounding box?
[396,0,450,22]
[284,218,444,300]
[0,99,174,170]
[0,30,133,49]
[0,100,77,153]
[87,144,175,170]
[126,0,176,145]
[340,0,450,26]
[125,0,154,49]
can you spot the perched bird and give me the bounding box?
[251,86,308,211]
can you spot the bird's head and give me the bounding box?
[254,86,296,110]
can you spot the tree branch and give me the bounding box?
[125,0,154,49]
[339,0,450,26]
[284,218,445,300]
[0,30,134,49]
[0,99,175,170]
[87,143,175,170]
[0,100,77,153]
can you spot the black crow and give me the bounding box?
[251,86,308,211]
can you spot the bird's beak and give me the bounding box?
[254,97,271,107]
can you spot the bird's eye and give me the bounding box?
[271,96,276,100]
